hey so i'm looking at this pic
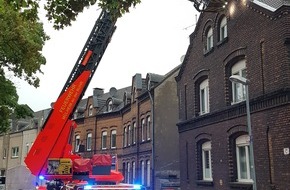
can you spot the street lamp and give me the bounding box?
[188,0,228,12]
[229,75,257,190]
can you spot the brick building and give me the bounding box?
[176,0,290,189]
[0,66,180,190]
[73,67,180,190]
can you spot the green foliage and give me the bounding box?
[0,0,49,87]
[0,0,48,133]
[0,0,139,133]
[45,0,141,29]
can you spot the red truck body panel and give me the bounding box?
[25,71,91,176]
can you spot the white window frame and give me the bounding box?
[101,131,107,150]
[75,135,80,152]
[86,133,92,151]
[88,104,93,116]
[11,147,19,158]
[146,116,151,140]
[141,160,145,185]
[111,129,116,149]
[206,27,213,51]
[231,60,246,103]
[73,110,78,119]
[146,160,151,187]
[141,119,145,142]
[220,16,227,41]
[133,122,136,144]
[128,125,131,146]
[108,100,113,112]
[127,162,131,183]
[123,127,127,147]
[132,161,136,183]
[200,79,210,114]
[26,143,29,155]
[3,148,6,159]
[236,135,252,182]
[202,141,212,181]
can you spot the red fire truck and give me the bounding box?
[25,9,142,190]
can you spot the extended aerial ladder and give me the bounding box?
[24,9,141,190]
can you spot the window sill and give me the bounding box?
[229,181,253,189]
[231,100,246,105]
[140,139,151,144]
[217,37,228,47]
[199,111,210,116]
[196,180,213,186]
[203,47,214,57]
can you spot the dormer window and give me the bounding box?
[88,104,93,116]
[73,110,78,119]
[108,99,113,112]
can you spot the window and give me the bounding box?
[133,122,136,144]
[206,27,213,51]
[202,141,212,180]
[88,104,93,116]
[128,125,131,146]
[123,127,127,147]
[73,110,78,119]
[146,116,151,140]
[107,100,113,112]
[87,133,92,151]
[101,131,107,149]
[219,16,227,41]
[11,147,19,158]
[111,130,116,149]
[3,148,6,159]
[231,60,246,103]
[132,161,136,183]
[0,169,5,176]
[26,143,29,155]
[146,160,151,187]
[141,160,145,185]
[141,119,145,142]
[75,135,80,152]
[236,135,252,182]
[127,162,131,183]
[200,79,209,114]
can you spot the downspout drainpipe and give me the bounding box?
[148,88,155,190]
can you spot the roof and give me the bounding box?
[254,0,290,11]
[203,0,290,12]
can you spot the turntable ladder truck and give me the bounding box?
[24,9,142,190]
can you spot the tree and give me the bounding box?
[45,0,141,29]
[0,0,48,134]
[0,0,140,134]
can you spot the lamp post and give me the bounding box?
[229,75,257,190]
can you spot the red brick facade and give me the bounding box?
[176,1,290,189]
